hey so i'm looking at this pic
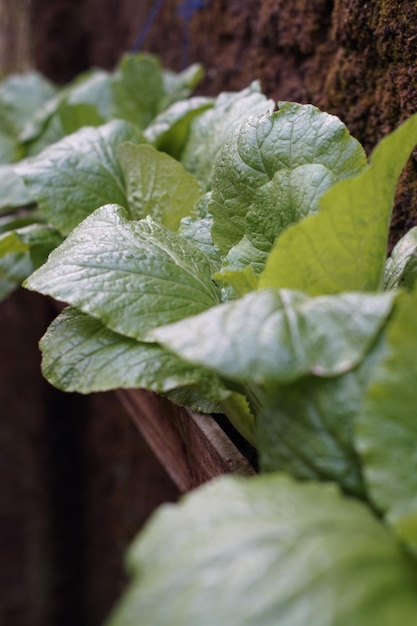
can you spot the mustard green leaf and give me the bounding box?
[118,143,202,229]
[107,473,417,626]
[161,63,204,108]
[258,336,387,497]
[0,165,33,215]
[111,53,164,128]
[210,103,366,262]
[355,285,417,550]
[179,215,221,272]
[0,71,57,137]
[181,82,274,188]
[16,120,145,234]
[24,204,221,340]
[260,112,417,295]
[39,306,223,399]
[150,289,396,385]
[144,96,214,159]
[65,69,115,121]
[385,226,417,290]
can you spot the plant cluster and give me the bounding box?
[1,53,417,625]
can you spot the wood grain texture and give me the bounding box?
[116,389,256,493]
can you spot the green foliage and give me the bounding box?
[2,55,417,624]
[107,474,417,626]
[259,112,417,294]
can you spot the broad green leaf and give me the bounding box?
[179,214,221,272]
[178,193,221,272]
[180,82,274,188]
[0,250,32,281]
[144,96,214,159]
[0,211,43,235]
[385,226,417,290]
[150,289,396,386]
[161,63,204,108]
[0,71,57,132]
[258,337,387,497]
[39,306,223,398]
[16,120,145,234]
[107,473,417,626]
[0,250,33,298]
[25,101,105,157]
[65,69,115,120]
[210,103,367,260]
[0,165,32,212]
[23,108,67,157]
[213,236,265,293]
[19,89,65,144]
[118,143,202,228]
[0,71,57,158]
[111,53,164,128]
[0,119,21,163]
[58,102,105,134]
[0,230,28,256]
[10,223,63,268]
[24,204,221,340]
[0,219,61,298]
[355,286,417,550]
[260,112,417,295]
[214,264,259,298]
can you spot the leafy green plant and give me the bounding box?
[0,52,208,298]
[3,54,417,623]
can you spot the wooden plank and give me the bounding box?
[116,389,256,493]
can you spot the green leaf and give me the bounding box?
[0,221,33,300]
[24,101,105,157]
[0,164,32,212]
[0,71,57,136]
[65,69,115,121]
[107,473,417,626]
[179,214,221,273]
[212,236,265,294]
[13,223,63,268]
[260,112,417,295]
[19,89,65,144]
[161,63,205,108]
[0,118,21,163]
[258,337,387,497]
[385,227,417,290]
[214,264,259,297]
[58,102,105,134]
[0,219,62,296]
[24,204,221,340]
[144,96,214,159]
[210,102,367,261]
[16,120,145,234]
[355,286,417,550]
[23,108,67,157]
[39,306,222,397]
[111,53,164,128]
[0,250,33,298]
[180,82,274,188]
[150,289,397,386]
[118,143,202,228]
